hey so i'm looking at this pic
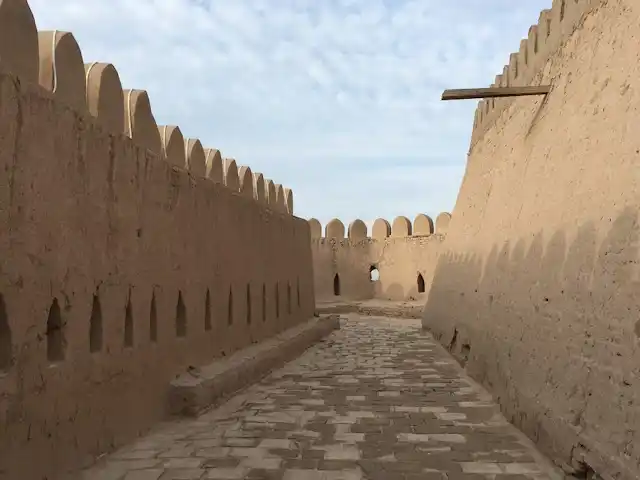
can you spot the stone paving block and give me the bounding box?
[501,462,543,474]
[106,460,164,471]
[201,458,242,469]
[82,317,561,480]
[113,450,163,460]
[282,469,362,480]
[159,447,197,458]
[240,457,282,470]
[123,471,165,480]
[460,461,504,474]
[205,467,249,479]
[162,459,204,470]
[158,469,205,479]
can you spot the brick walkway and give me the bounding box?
[82,316,563,480]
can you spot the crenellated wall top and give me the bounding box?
[469,0,604,149]
[0,0,295,215]
[307,213,451,241]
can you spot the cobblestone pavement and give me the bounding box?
[82,315,564,480]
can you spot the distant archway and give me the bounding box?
[417,273,425,293]
[369,265,380,282]
[333,274,341,296]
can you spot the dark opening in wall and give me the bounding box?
[262,283,266,322]
[204,289,212,331]
[149,291,157,342]
[0,294,12,372]
[90,294,103,353]
[246,284,252,325]
[287,283,292,314]
[124,294,134,347]
[296,278,301,308]
[47,298,65,362]
[369,265,379,282]
[275,283,280,318]
[333,274,340,296]
[176,291,187,337]
[228,288,233,326]
[417,273,425,293]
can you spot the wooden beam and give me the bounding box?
[441,85,551,101]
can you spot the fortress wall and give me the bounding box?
[371,235,445,300]
[311,238,374,301]
[310,215,448,301]
[423,0,640,477]
[0,1,313,478]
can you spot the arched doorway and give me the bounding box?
[417,273,425,293]
[333,274,341,296]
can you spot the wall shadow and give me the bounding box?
[423,206,640,478]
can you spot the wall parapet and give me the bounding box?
[0,1,313,478]
[470,0,605,149]
[0,0,295,215]
[308,213,451,241]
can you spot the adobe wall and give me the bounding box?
[423,0,640,478]
[309,213,451,301]
[0,1,315,479]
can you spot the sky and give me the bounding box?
[29,0,551,232]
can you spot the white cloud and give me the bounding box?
[27,0,552,228]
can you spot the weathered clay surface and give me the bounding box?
[0,1,311,477]
[424,0,640,478]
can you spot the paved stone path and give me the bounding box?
[82,315,563,480]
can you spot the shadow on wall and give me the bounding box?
[423,206,640,478]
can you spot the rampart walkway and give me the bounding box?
[81,316,563,480]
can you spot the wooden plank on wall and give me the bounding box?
[441,86,551,101]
